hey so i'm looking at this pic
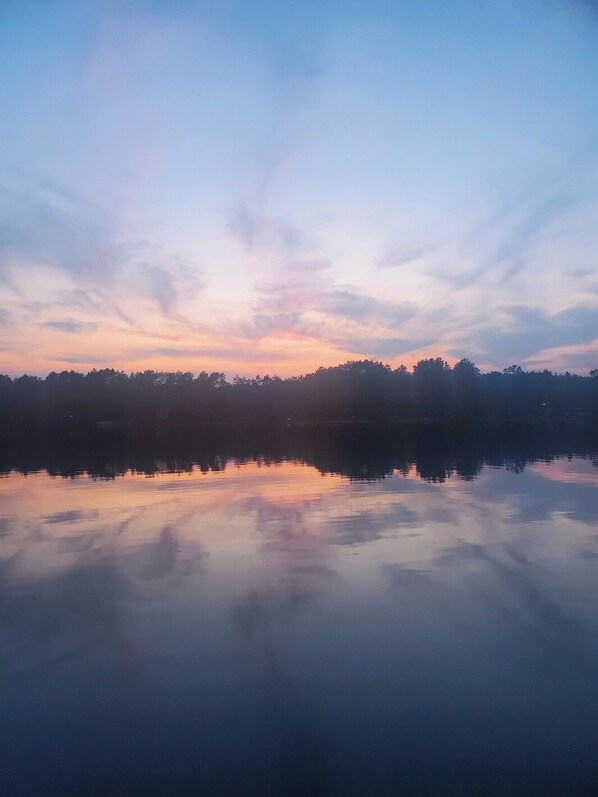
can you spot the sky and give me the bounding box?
[0,0,597,377]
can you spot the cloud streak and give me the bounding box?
[0,179,123,280]
[41,320,99,334]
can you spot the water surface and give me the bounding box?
[1,439,597,795]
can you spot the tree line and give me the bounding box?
[0,358,597,427]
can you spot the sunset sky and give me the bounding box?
[1,0,597,377]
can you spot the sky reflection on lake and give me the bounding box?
[1,454,597,795]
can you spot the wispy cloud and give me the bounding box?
[428,147,598,291]
[41,320,99,334]
[444,302,598,371]
[378,244,431,269]
[476,304,597,362]
[343,336,433,360]
[0,179,124,280]
[321,290,414,326]
[524,339,598,374]
[227,201,306,256]
[137,262,204,316]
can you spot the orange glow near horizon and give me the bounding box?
[4,284,595,378]
[2,324,463,378]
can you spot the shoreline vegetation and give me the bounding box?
[1,358,596,429]
[1,358,597,429]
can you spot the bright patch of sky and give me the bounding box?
[1,0,597,375]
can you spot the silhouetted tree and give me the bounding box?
[413,358,451,417]
[452,358,480,415]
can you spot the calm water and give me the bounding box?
[1,435,598,795]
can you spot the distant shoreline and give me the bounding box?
[1,360,596,429]
[1,414,596,434]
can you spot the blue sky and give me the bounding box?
[0,0,597,375]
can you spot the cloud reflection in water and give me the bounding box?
[0,455,597,794]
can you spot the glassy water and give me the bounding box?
[1,436,597,795]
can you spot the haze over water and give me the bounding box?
[1,439,597,795]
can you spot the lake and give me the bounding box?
[1,427,597,795]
